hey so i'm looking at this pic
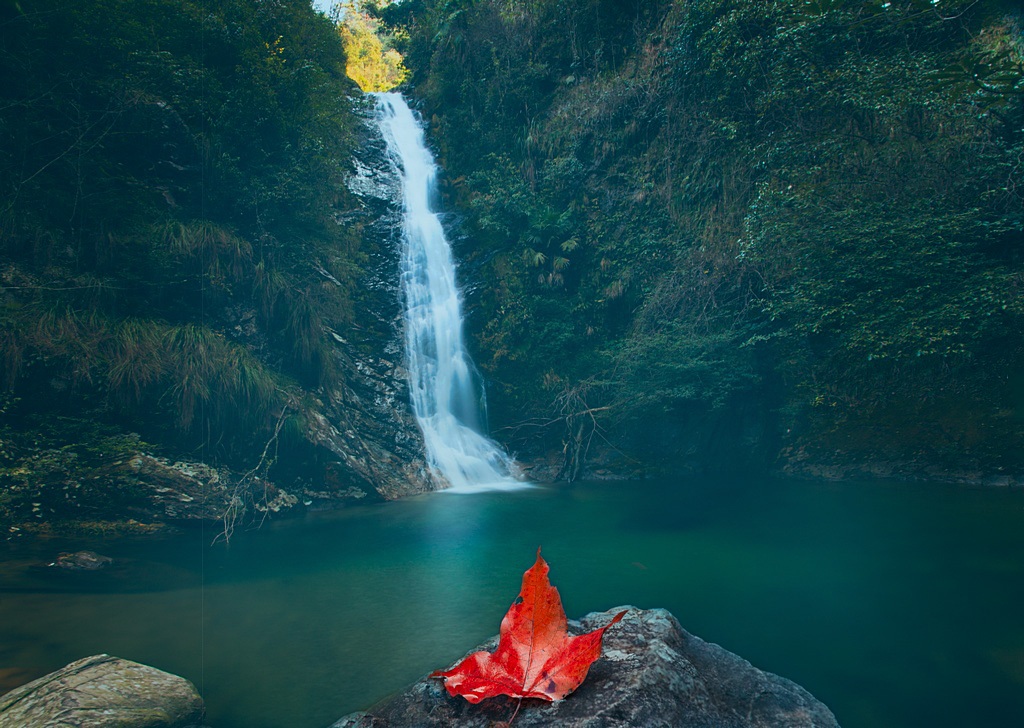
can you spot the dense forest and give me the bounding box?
[393,0,1024,480]
[0,0,431,534]
[1,0,1022,533]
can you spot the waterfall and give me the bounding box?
[373,92,524,492]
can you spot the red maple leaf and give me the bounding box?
[431,548,627,704]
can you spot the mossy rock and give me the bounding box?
[0,654,205,728]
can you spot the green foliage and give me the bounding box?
[407,0,1024,469]
[0,0,364,473]
[336,1,410,91]
[3,305,286,431]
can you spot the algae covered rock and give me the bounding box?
[0,654,205,728]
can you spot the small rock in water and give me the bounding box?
[52,550,113,570]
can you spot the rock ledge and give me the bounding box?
[334,607,840,728]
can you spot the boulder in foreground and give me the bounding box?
[334,607,840,727]
[0,654,205,728]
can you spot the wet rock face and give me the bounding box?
[334,607,840,728]
[0,654,205,728]
[304,98,430,501]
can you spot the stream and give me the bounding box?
[2,476,1023,727]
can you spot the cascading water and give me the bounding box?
[374,92,523,492]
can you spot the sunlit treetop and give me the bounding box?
[332,0,408,92]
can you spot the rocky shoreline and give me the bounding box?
[517,447,1024,490]
[0,608,840,728]
[5,448,1020,541]
[777,457,1024,489]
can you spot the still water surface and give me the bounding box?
[2,477,1023,728]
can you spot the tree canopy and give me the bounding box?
[334,0,410,91]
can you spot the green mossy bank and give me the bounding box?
[0,0,430,536]
[398,0,1024,482]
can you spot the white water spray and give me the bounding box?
[373,92,524,492]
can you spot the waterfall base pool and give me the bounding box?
[2,476,1023,728]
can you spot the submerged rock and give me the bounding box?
[53,550,113,571]
[0,654,205,728]
[334,607,839,728]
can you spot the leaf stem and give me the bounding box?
[509,697,523,725]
